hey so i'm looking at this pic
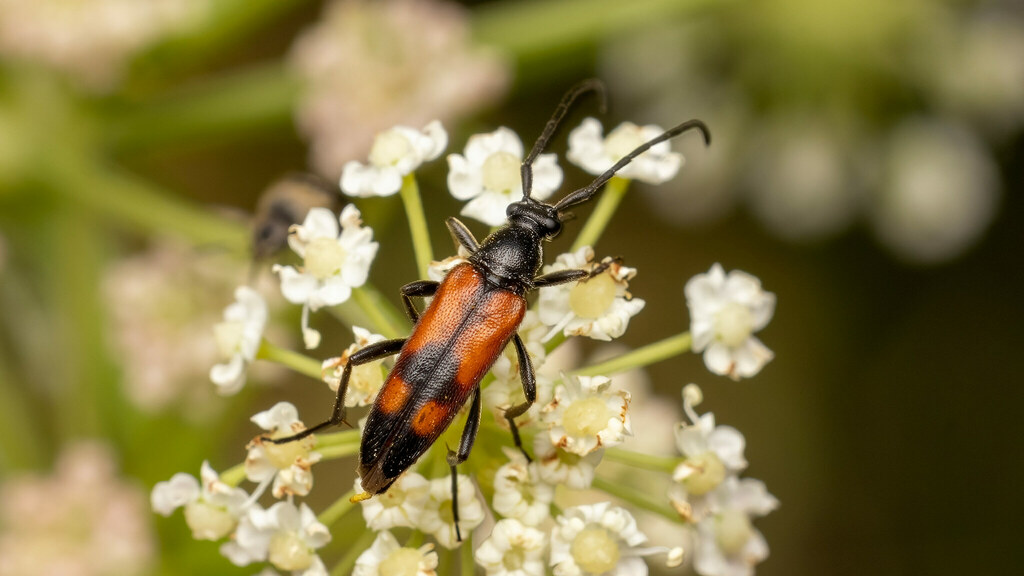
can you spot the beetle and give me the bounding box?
[267,79,710,540]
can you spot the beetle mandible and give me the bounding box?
[267,79,710,541]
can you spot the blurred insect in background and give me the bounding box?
[268,80,710,541]
[251,173,342,262]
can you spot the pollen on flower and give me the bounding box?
[304,237,347,279]
[562,396,613,437]
[571,527,621,574]
[568,273,617,319]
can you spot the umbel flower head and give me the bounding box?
[210,286,267,395]
[274,205,379,348]
[685,264,775,380]
[568,117,684,184]
[341,121,448,198]
[447,126,563,226]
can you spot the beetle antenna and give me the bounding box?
[553,119,711,211]
[521,79,607,201]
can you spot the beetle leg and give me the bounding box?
[532,256,624,289]
[446,386,482,543]
[266,338,406,444]
[503,334,537,462]
[400,280,439,323]
[446,217,480,253]
[532,268,589,288]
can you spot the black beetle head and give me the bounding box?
[506,199,562,239]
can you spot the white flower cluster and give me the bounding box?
[153,402,333,575]
[154,115,781,576]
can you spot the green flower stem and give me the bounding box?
[352,286,406,339]
[544,332,567,356]
[460,532,475,575]
[399,174,434,279]
[47,154,249,255]
[474,0,723,64]
[570,331,692,378]
[571,177,630,252]
[112,63,299,153]
[257,339,322,380]
[331,529,376,576]
[592,476,682,524]
[316,429,361,448]
[317,442,361,461]
[604,448,680,474]
[406,530,425,548]
[221,463,246,487]
[318,488,357,527]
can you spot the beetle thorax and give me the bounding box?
[470,225,543,294]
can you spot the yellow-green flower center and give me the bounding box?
[213,320,244,358]
[268,531,313,571]
[482,150,521,193]
[571,527,621,574]
[563,396,612,437]
[715,509,754,556]
[304,237,346,280]
[714,302,755,347]
[503,548,525,571]
[264,430,309,470]
[351,361,385,397]
[568,273,617,319]
[369,129,413,167]
[379,547,424,576]
[681,451,726,496]
[605,124,645,161]
[183,500,236,541]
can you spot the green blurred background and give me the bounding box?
[1,0,1022,574]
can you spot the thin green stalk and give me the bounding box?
[48,154,248,254]
[257,339,322,380]
[474,0,723,63]
[221,463,246,487]
[406,530,425,548]
[352,286,405,339]
[112,63,299,152]
[318,488,357,527]
[399,174,434,279]
[318,442,361,460]
[592,476,682,524]
[461,532,475,576]
[571,177,631,251]
[570,331,692,377]
[544,332,567,355]
[604,448,680,474]
[317,429,361,448]
[331,529,376,576]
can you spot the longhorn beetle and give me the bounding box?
[267,79,710,541]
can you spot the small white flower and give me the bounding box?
[152,461,249,541]
[341,121,448,197]
[492,449,554,527]
[542,375,631,456]
[273,205,379,348]
[322,325,388,407]
[475,518,547,576]
[685,264,775,380]
[447,126,563,226]
[538,247,645,342]
[427,249,471,282]
[354,531,438,576]
[567,117,683,185]
[417,474,485,549]
[209,286,267,395]
[533,432,603,490]
[222,501,330,575]
[356,473,431,531]
[668,385,747,519]
[245,402,322,498]
[692,478,778,576]
[550,502,663,576]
